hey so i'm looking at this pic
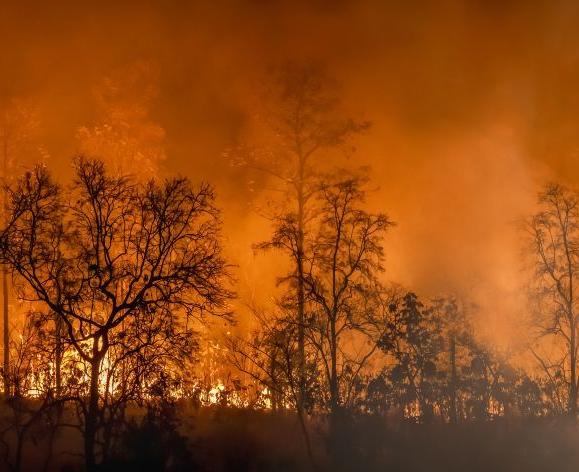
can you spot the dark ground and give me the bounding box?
[3,406,579,471]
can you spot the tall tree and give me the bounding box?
[0,158,231,470]
[527,183,579,416]
[231,63,369,412]
[300,175,393,418]
[0,99,43,397]
[299,174,392,467]
[261,172,392,428]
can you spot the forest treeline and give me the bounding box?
[0,63,577,471]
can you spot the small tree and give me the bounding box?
[0,158,231,470]
[379,293,445,422]
[0,307,71,472]
[378,293,525,423]
[227,304,320,468]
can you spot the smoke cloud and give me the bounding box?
[1,0,578,345]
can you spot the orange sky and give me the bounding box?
[2,0,579,347]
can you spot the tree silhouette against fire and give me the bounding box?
[0,67,577,472]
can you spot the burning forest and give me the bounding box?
[2,1,579,471]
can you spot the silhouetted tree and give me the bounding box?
[526,183,579,416]
[377,293,530,423]
[0,308,64,472]
[230,63,369,413]
[0,158,231,470]
[379,293,445,422]
[299,174,393,418]
[0,99,45,397]
[301,174,391,469]
[227,304,320,468]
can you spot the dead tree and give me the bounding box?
[527,183,579,416]
[0,99,41,397]
[259,172,393,438]
[0,158,231,470]
[231,63,368,412]
[300,174,393,418]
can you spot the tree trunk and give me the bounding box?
[2,136,9,398]
[329,316,339,416]
[328,348,346,472]
[14,427,25,472]
[570,320,577,417]
[2,266,8,398]
[449,332,457,424]
[42,409,61,472]
[85,353,102,472]
[54,315,63,397]
[296,403,317,471]
[296,173,306,413]
[269,353,279,412]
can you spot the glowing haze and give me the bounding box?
[1,0,578,346]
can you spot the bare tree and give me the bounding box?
[227,171,394,464]
[526,183,579,416]
[0,99,44,397]
[299,175,393,417]
[256,171,393,463]
[230,63,369,412]
[0,158,231,470]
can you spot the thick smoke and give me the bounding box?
[1,0,578,346]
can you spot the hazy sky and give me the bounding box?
[2,0,579,344]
